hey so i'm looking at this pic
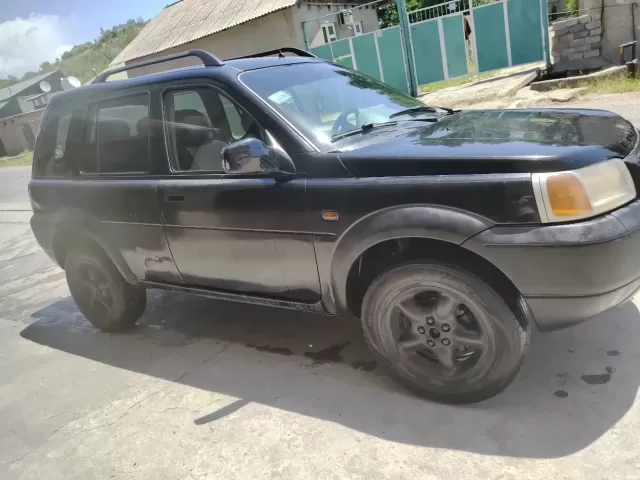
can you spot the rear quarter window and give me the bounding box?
[33,108,75,177]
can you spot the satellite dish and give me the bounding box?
[39,80,52,93]
[61,76,81,90]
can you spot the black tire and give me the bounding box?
[65,244,146,332]
[361,260,529,404]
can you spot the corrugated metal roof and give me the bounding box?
[0,70,61,103]
[112,0,298,65]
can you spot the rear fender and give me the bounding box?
[51,208,138,284]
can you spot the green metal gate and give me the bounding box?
[407,0,548,85]
[408,13,469,85]
[303,0,549,96]
[309,22,411,94]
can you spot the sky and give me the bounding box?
[0,0,168,78]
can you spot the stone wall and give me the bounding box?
[550,13,602,65]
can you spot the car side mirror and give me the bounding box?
[221,138,295,175]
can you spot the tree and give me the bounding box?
[378,0,463,29]
[566,0,578,16]
[21,71,39,81]
[378,0,422,29]
[0,18,148,88]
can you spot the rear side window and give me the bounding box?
[82,93,151,174]
[54,115,72,161]
[33,111,74,177]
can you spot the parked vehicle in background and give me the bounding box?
[29,49,640,403]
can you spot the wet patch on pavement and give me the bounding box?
[554,389,568,398]
[581,366,615,385]
[606,350,620,357]
[245,344,293,356]
[304,341,351,365]
[351,360,377,372]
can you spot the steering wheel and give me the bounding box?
[331,108,360,136]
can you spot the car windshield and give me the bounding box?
[240,62,426,151]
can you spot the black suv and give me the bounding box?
[30,49,640,403]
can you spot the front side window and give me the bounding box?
[82,93,151,174]
[163,88,262,172]
[240,63,422,151]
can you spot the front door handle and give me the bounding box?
[165,194,185,202]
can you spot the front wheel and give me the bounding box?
[361,261,528,404]
[66,245,147,332]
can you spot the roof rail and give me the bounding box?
[93,49,224,84]
[227,47,317,60]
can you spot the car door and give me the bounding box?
[157,82,320,302]
[30,87,183,285]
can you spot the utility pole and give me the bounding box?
[541,0,552,69]
[396,0,419,96]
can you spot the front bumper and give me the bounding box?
[464,200,640,331]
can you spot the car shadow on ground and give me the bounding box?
[20,289,640,459]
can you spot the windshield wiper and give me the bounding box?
[330,118,437,142]
[389,105,456,118]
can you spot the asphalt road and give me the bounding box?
[0,166,31,211]
[1,101,640,479]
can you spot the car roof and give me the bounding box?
[226,55,325,70]
[48,56,325,106]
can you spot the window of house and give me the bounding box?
[82,93,150,174]
[322,23,338,43]
[354,21,364,36]
[163,87,263,173]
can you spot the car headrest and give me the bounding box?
[136,117,151,137]
[174,109,213,148]
[99,119,130,142]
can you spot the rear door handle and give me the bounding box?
[165,194,185,202]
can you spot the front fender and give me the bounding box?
[329,205,493,314]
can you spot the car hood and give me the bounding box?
[336,109,638,176]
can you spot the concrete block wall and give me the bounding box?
[579,0,640,64]
[0,109,44,157]
[550,13,603,64]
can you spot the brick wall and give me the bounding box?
[550,13,602,64]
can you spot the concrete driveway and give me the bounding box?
[2,112,640,479]
[0,166,31,223]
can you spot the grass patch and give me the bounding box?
[578,76,640,94]
[421,72,495,94]
[0,150,33,167]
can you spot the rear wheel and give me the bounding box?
[361,261,528,403]
[65,245,146,332]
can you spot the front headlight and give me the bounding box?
[532,159,636,223]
